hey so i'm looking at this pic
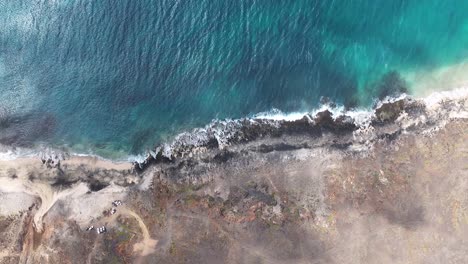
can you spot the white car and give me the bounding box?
[86,226,94,231]
[112,200,123,207]
[96,226,107,234]
[110,208,117,215]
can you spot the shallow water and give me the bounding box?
[1,0,468,156]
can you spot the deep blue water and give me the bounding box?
[1,0,468,157]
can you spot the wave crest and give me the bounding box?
[1,88,467,168]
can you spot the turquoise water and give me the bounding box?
[1,0,468,157]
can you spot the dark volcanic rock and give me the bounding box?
[212,149,237,163]
[374,100,406,124]
[135,109,363,173]
[250,143,309,153]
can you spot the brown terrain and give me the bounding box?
[0,92,467,264]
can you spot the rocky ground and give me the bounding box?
[0,93,467,263]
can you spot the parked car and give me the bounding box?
[112,200,123,207]
[96,226,107,234]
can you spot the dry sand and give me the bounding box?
[0,156,133,231]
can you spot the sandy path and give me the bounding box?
[118,207,158,258]
[0,250,19,258]
[61,156,132,171]
[31,182,89,232]
[87,205,157,263]
[0,155,132,180]
[0,176,90,232]
[0,155,133,231]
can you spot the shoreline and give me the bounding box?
[0,84,466,218]
[0,85,466,263]
[0,155,133,177]
[1,86,467,166]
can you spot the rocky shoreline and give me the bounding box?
[132,91,462,175]
[0,89,467,263]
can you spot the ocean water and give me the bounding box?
[1,0,468,157]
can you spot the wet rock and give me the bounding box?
[251,143,309,153]
[310,110,357,135]
[212,149,237,163]
[374,99,406,124]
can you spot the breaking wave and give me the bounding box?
[0,87,467,166]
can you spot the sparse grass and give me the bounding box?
[169,242,177,255]
[184,194,201,206]
[246,180,258,189]
[206,196,217,208]
[115,217,139,242]
[264,219,281,230]
[151,208,167,226]
[115,227,131,242]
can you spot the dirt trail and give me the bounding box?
[0,177,89,232]
[119,208,158,258]
[0,250,19,259]
[85,206,157,263]
[31,182,89,232]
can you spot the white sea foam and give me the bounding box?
[0,87,467,163]
[0,146,41,161]
[254,103,375,128]
[253,108,308,121]
[126,154,147,163]
[421,87,468,108]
